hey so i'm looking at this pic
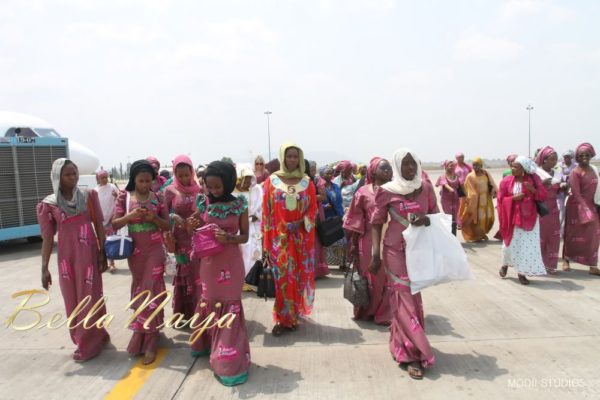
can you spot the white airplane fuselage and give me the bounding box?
[0,111,100,174]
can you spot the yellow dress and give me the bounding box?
[459,171,496,242]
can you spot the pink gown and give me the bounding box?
[539,178,561,271]
[190,195,250,386]
[370,182,439,368]
[563,167,600,266]
[164,185,202,320]
[114,191,168,356]
[435,174,460,223]
[343,184,391,325]
[36,190,109,360]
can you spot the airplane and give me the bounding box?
[0,111,100,174]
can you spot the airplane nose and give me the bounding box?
[69,140,100,174]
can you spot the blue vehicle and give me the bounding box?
[0,136,69,242]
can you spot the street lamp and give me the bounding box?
[264,111,272,160]
[526,104,534,157]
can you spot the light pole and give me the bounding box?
[264,111,272,160]
[526,104,534,157]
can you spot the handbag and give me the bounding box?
[531,176,549,217]
[257,262,276,300]
[316,216,345,247]
[191,223,225,259]
[535,201,549,217]
[456,185,466,198]
[104,191,134,260]
[245,259,263,286]
[343,258,369,307]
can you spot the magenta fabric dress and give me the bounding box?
[190,195,250,386]
[563,167,600,266]
[343,184,391,325]
[370,182,439,368]
[435,174,460,222]
[114,191,168,355]
[36,190,109,360]
[539,178,561,271]
[164,185,202,320]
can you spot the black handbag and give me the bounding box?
[245,260,262,286]
[532,176,549,217]
[456,185,466,198]
[316,216,345,247]
[535,201,549,217]
[343,258,369,307]
[257,264,276,300]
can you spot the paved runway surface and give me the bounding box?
[1,169,599,400]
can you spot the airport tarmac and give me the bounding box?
[1,169,599,400]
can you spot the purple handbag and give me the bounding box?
[191,223,225,259]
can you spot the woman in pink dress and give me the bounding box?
[37,158,110,362]
[435,160,461,236]
[344,157,392,325]
[164,155,202,320]
[369,149,438,380]
[95,169,119,272]
[112,160,170,365]
[189,161,251,386]
[562,143,600,275]
[535,146,562,274]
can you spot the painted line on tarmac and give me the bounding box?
[104,347,169,400]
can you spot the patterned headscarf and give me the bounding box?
[576,143,596,158]
[534,146,557,167]
[514,156,537,174]
[126,160,157,191]
[172,154,201,196]
[204,161,238,203]
[382,148,422,195]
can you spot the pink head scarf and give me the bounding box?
[534,146,556,166]
[506,154,518,164]
[366,157,383,185]
[576,143,596,158]
[96,170,109,179]
[455,152,464,158]
[442,159,455,170]
[172,155,200,195]
[146,156,160,169]
[335,160,353,174]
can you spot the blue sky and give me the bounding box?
[1,0,598,168]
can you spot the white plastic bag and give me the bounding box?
[402,213,473,294]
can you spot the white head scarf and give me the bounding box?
[514,156,537,175]
[382,148,423,195]
[42,158,88,215]
[562,149,575,158]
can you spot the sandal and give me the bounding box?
[143,351,157,365]
[518,274,530,285]
[589,267,600,276]
[407,362,423,380]
[499,265,508,278]
[108,265,117,274]
[546,269,559,275]
[562,260,571,272]
[272,324,284,337]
